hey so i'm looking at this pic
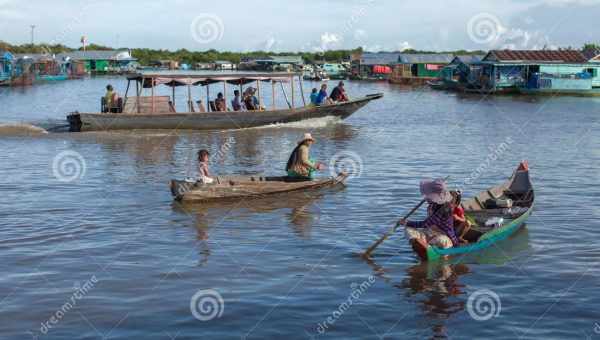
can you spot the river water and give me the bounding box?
[1,76,599,339]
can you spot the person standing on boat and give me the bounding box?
[399,178,459,250]
[286,133,324,179]
[231,90,242,111]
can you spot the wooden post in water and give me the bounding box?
[151,77,155,113]
[290,76,295,109]
[272,80,276,110]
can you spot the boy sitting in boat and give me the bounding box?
[329,81,349,102]
[285,133,324,180]
[197,149,214,184]
[399,178,459,252]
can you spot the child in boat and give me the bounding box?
[285,133,324,179]
[451,190,471,244]
[400,178,459,251]
[197,149,214,184]
[310,88,319,105]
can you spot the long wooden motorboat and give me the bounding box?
[171,172,348,202]
[67,71,383,131]
[411,161,534,261]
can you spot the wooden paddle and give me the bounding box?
[361,175,451,258]
[361,198,427,258]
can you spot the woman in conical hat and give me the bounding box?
[285,133,324,179]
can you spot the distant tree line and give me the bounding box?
[2,40,597,66]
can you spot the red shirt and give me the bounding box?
[453,206,465,219]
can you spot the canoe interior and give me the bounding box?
[171,173,348,202]
[424,162,534,261]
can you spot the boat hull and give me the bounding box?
[171,173,348,202]
[411,162,534,261]
[68,94,383,132]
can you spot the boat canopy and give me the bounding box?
[127,71,299,88]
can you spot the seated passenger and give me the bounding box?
[215,92,226,111]
[315,84,332,105]
[285,133,324,179]
[309,88,318,105]
[399,178,459,250]
[197,149,214,184]
[329,81,349,102]
[243,88,257,110]
[231,90,242,111]
[451,190,471,244]
[104,84,120,113]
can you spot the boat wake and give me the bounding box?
[0,123,49,136]
[246,116,343,130]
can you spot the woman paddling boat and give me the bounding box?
[399,178,458,258]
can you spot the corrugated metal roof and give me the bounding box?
[484,50,587,63]
[452,54,485,64]
[398,53,454,64]
[360,52,401,65]
[269,55,303,64]
[56,50,136,61]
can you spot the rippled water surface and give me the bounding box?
[1,76,599,339]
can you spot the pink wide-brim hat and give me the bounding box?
[419,178,452,204]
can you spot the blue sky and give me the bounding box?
[1,0,599,51]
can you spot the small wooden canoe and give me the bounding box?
[412,162,534,261]
[171,172,348,202]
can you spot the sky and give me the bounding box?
[1,0,599,52]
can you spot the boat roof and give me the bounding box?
[129,70,300,87]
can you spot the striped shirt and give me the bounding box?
[407,206,458,246]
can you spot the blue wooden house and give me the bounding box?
[473,50,600,95]
[0,51,14,85]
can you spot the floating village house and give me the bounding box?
[439,54,485,89]
[351,52,399,80]
[240,55,303,72]
[0,51,14,85]
[57,50,137,73]
[214,60,236,70]
[390,53,454,84]
[473,50,600,95]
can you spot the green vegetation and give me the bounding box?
[2,40,595,65]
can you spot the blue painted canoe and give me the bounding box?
[416,162,534,261]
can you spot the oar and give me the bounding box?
[361,175,451,258]
[361,198,426,258]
